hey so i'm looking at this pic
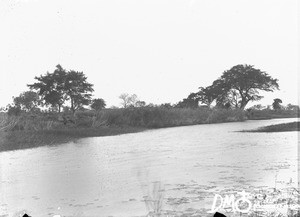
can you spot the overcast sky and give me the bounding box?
[0,0,298,108]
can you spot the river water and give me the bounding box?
[0,118,299,217]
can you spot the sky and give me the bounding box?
[0,0,299,108]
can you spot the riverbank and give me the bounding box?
[0,126,145,152]
[0,107,247,152]
[245,121,300,133]
[0,107,298,152]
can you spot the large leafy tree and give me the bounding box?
[28,65,67,112]
[196,64,279,109]
[28,65,94,113]
[64,70,94,113]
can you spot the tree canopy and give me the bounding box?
[272,98,282,110]
[28,64,94,113]
[119,93,140,108]
[91,98,106,111]
[195,64,279,109]
[13,91,41,112]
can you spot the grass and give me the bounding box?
[93,107,246,128]
[0,126,144,152]
[0,107,247,152]
[247,109,299,120]
[0,107,298,152]
[244,122,300,133]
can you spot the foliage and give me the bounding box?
[64,70,94,113]
[93,107,245,128]
[175,93,199,108]
[91,98,106,111]
[119,93,142,108]
[28,64,94,113]
[196,86,218,107]
[28,65,67,112]
[194,64,279,109]
[13,91,41,112]
[248,121,300,132]
[272,98,283,110]
[135,100,146,107]
[248,104,265,110]
[160,103,173,109]
[286,104,299,111]
[246,108,299,120]
[6,105,23,116]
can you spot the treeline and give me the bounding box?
[4,64,102,115]
[1,64,299,132]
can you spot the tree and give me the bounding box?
[28,65,94,113]
[119,93,130,108]
[160,103,173,109]
[195,64,279,109]
[176,93,199,108]
[286,103,299,111]
[13,91,41,112]
[64,70,94,113]
[28,64,67,112]
[7,104,22,116]
[249,104,265,110]
[135,100,146,107]
[91,98,106,111]
[119,93,139,108]
[196,86,219,107]
[272,98,282,110]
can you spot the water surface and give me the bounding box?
[0,118,299,216]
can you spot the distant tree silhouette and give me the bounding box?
[119,93,139,108]
[28,64,94,113]
[272,98,282,110]
[193,64,279,109]
[91,98,106,111]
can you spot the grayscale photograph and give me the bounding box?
[0,0,299,217]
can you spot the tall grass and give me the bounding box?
[1,107,247,132]
[247,109,299,120]
[92,107,246,128]
[0,108,247,151]
[0,112,59,131]
[7,107,300,133]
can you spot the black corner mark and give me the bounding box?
[22,214,31,217]
[214,212,227,217]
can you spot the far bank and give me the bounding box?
[0,107,298,152]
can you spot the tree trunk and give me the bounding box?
[240,99,249,110]
[71,98,75,114]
